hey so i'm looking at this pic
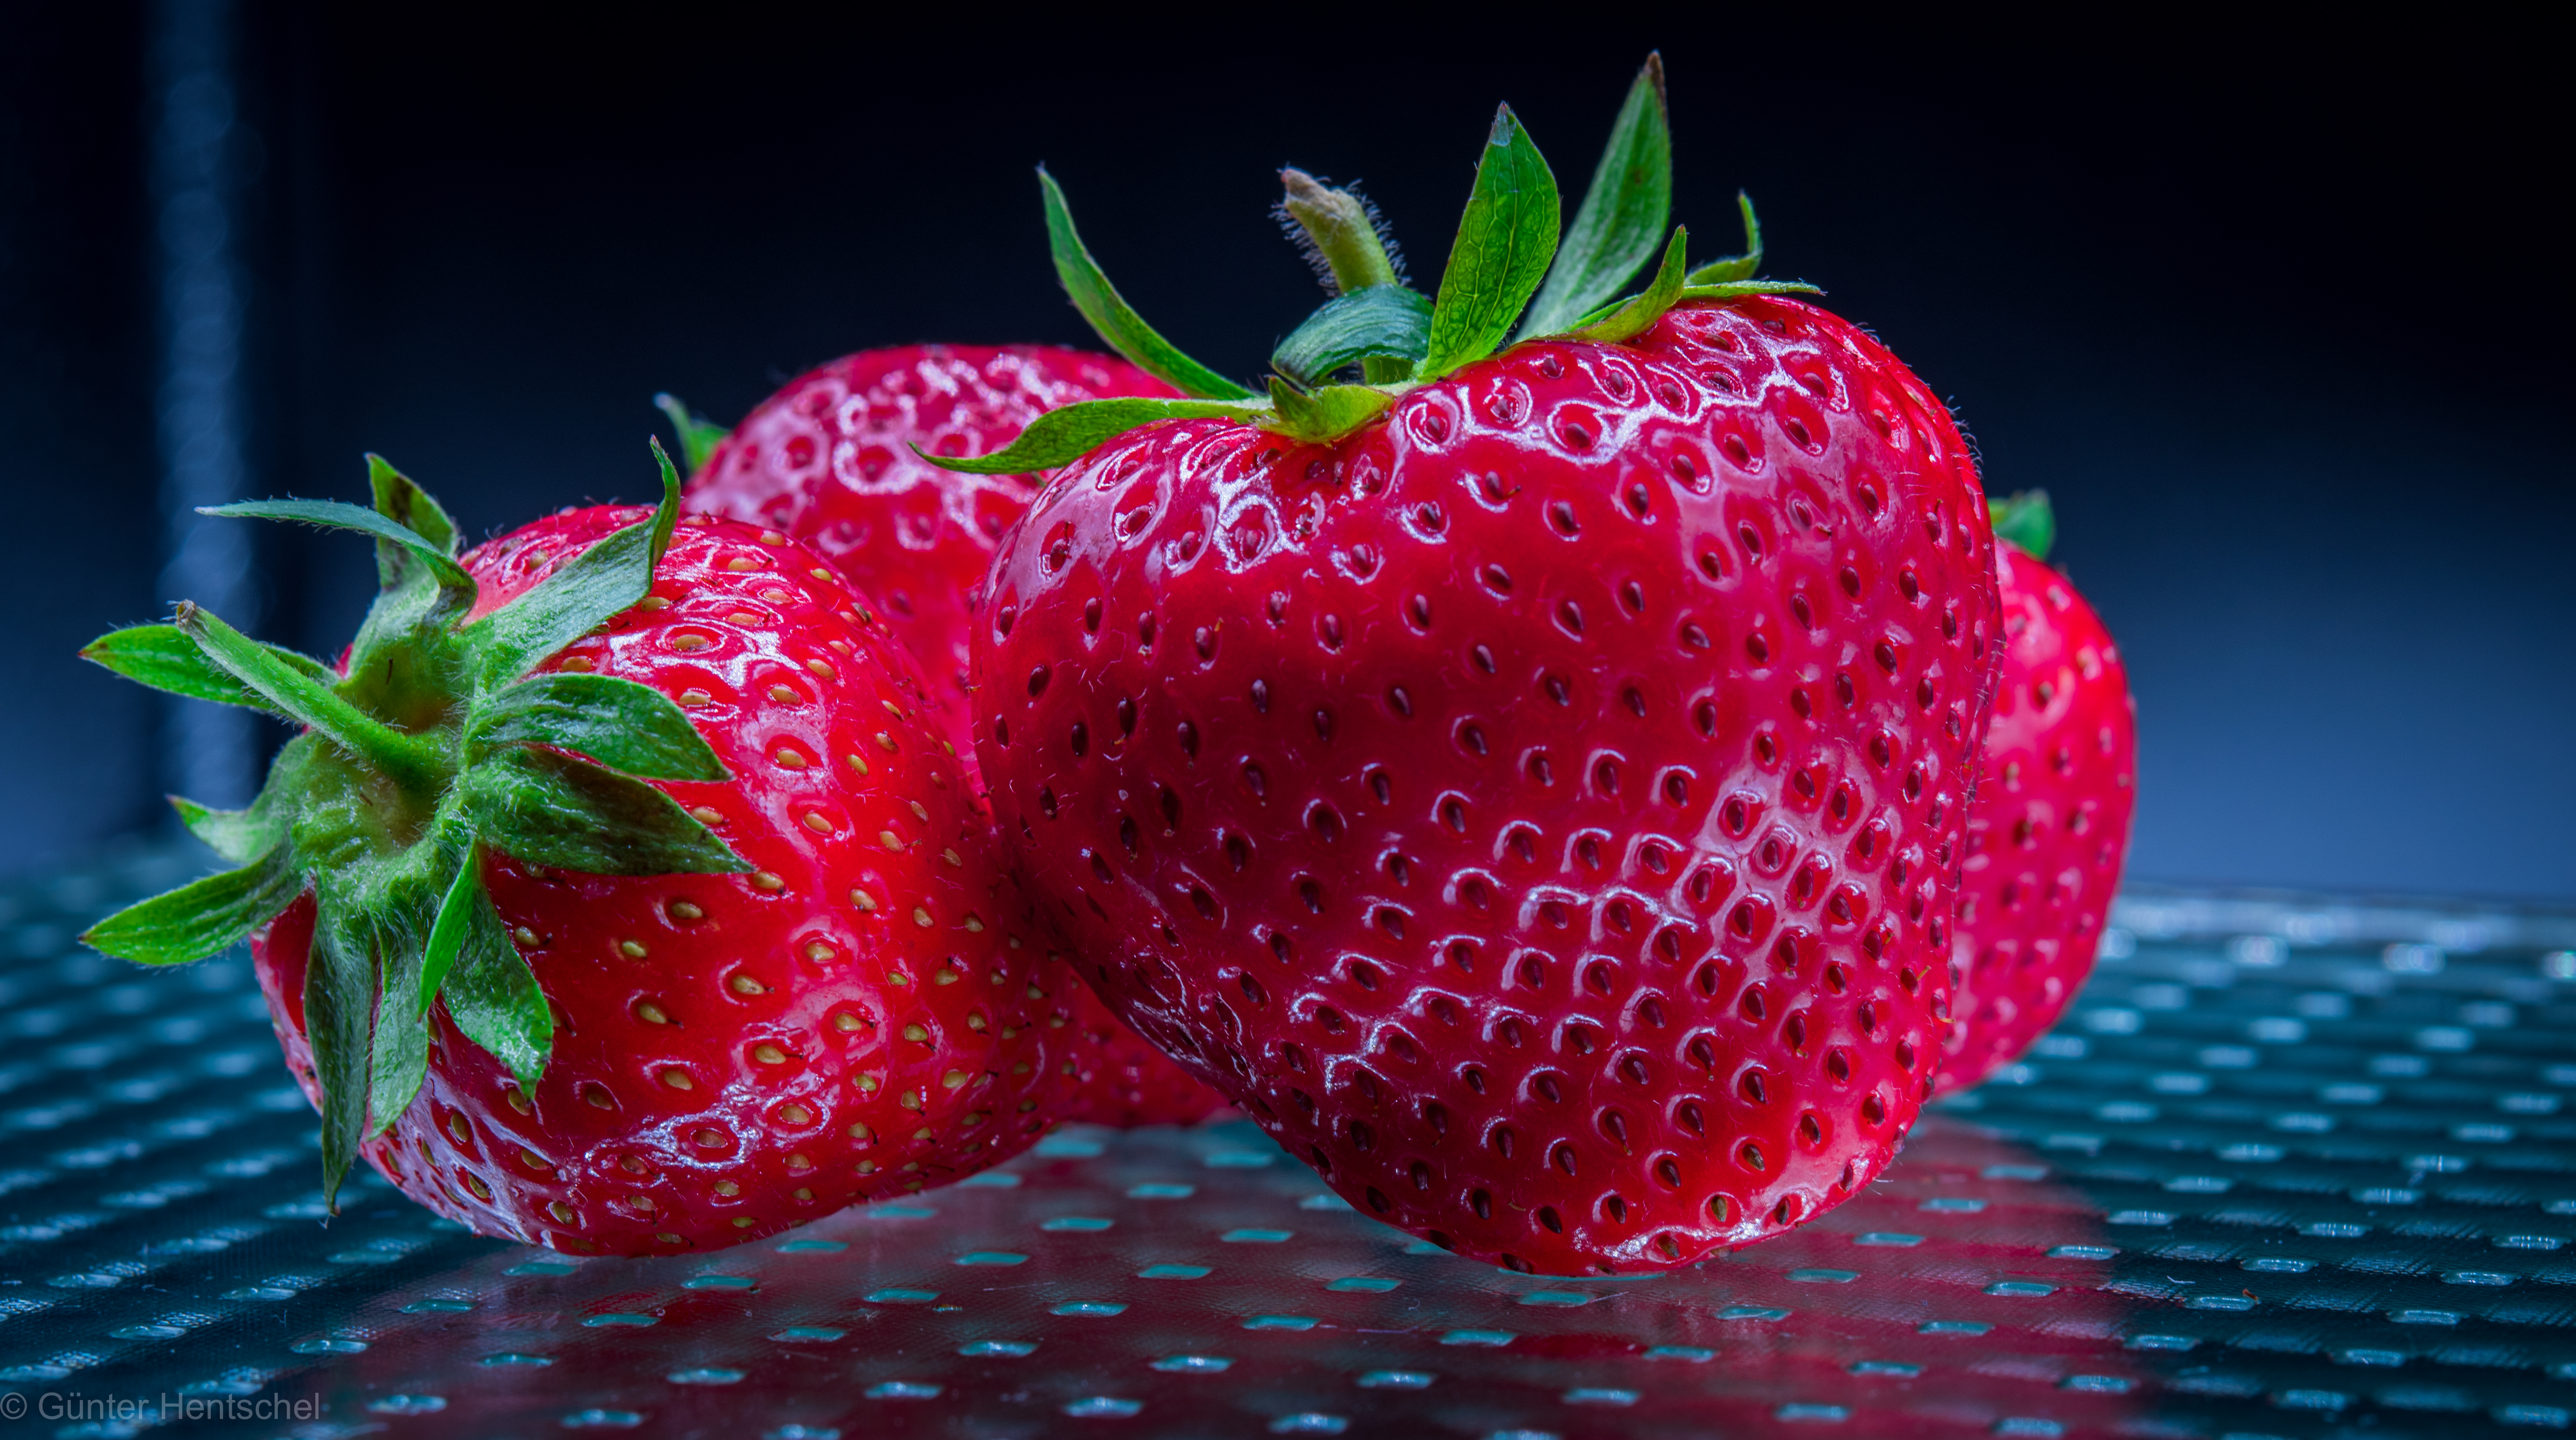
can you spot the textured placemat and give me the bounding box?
[6,852,2576,1438]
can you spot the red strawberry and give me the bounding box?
[1045,979,1236,1127]
[81,453,1061,1254]
[951,69,2001,1273]
[677,344,1175,766]
[671,344,1225,1129]
[1942,493,2136,1089]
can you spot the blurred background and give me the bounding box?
[1,4,2566,897]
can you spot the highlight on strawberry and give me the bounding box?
[951,56,2006,1273]
[79,446,1065,1254]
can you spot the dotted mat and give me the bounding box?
[6,853,2576,1439]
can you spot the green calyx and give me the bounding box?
[79,441,747,1208]
[1990,489,2057,560]
[655,393,732,474]
[925,53,1821,478]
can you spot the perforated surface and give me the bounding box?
[7,854,2576,1438]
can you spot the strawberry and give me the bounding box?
[1045,977,1236,1127]
[670,344,1175,767]
[944,59,2001,1272]
[667,346,1226,1129]
[79,451,1061,1254]
[1942,492,2136,1089]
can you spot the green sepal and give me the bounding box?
[418,838,484,1014]
[437,867,551,1091]
[173,795,277,865]
[1558,225,1690,345]
[917,396,1260,476]
[1271,284,1431,388]
[366,454,461,564]
[205,496,477,615]
[1041,168,1257,402]
[1684,192,1765,286]
[461,440,684,690]
[176,602,445,792]
[80,623,337,715]
[1262,378,1395,443]
[172,735,316,865]
[458,745,749,877]
[1990,490,2056,561]
[364,868,442,1139]
[654,393,731,474]
[467,671,730,782]
[1420,105,1561,384]
[80,843,302,965]
[305,897,373,1209]
[1671,279,1825,303]
[1519,54,1671,340]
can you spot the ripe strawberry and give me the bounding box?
[1045,977,1236,1127]
[675,344,1175,765]
[948,61,2001,1272]
[81,452,1060,1254]
[1942,492,2136,1089]
[668,345,1226,1129]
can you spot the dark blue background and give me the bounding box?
[3,7,2567,897]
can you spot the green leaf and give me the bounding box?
[1560,226,1690,345]
[1039,168,1258,402]
[467,671,729,781]
[80,624,337,715]
[175,603,446,791]
[462,441,684,690]
[917,396,1260,476]
[304,898,374,1210]
[1518,54,1670,340]
[1670,279,1825,304]
[1419,105,1561,383]
[418,839,484,1013]
[646,437,683,569]
[365,892,435,1139]
[80,844,302,965]
[655,393,731,474]
[1684,192,1764,286]
[1262,377,1395,443]
[439,879,551,1090]
[173,795,275,865]
[366,454,460,560]
[1271,285,1431,388]
[458,746,750,876]
[1990,490,2057,561]
[172,737,314,864]
[204,497,477,615]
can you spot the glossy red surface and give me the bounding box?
[683,344,1175,771]
[251,511,1066,1255]
[973,297,2002,1273]
[1944,542,2138,1089]
[1047,977,1239,1129]
[680,342,1224,1128]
